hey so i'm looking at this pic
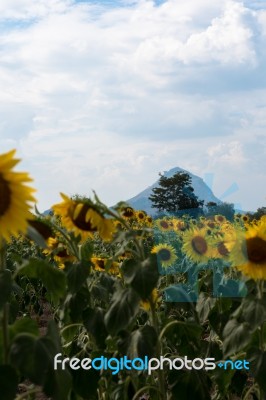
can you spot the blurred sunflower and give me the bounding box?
[52,193,115,241]
[140,288,160,311]
[211,235,230,259]
[173,219,188,233]
[241,215,249,223]
[136,210,146,223]
[214,215,226,224]
[151,243,177,268]
[205,219,216,230]
[229,225,266,280]
[43,236,75,264]
[91,257,120,275]
[156,219,172,231]
[145,215,153,226]
[121,207,135,219]
[182,228,212,263]
[0,149,36,242]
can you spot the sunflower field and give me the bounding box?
[1,148,266,400]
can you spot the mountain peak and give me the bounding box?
[126,167,221,215]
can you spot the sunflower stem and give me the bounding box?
[149,296,165,399]
[102,206,146,260]
[0,240,10,364]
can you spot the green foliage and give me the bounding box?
[18,258,66,304]
[149,171,204,215]
[0,270,12,309]
[205,201,235,221]
[1,196,266,400]
[0,365,18,400]
[122,254,159,300]
[104,287,140,335]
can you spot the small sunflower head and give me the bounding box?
[151,243,177,268]
[52,194,115,241]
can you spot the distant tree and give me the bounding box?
[205,201,235,221]
[250,206,266,221]
[149,171,204,217]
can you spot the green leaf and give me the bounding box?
[0,270,12,309]
[26,225,48,248]
[104,288,140,336]
[223,319,252,358]
[163,320,202,357]
[241,297,266,330]
[68,287,91,322]
[66,261,90,294]
[127,325,157,359]
[46,320,62,352]
[247,348,266,392]
[122,255,159,300]
[169,369,211,400]
[9,317,39,341]
[210,366,235,398]
[80,241,94,260]
[83,307,107,349]
[10,324,72,400]
[0,365,18,400]
[196,292,216,323]
[18,258,66,303]
[72,367,100,399]
[208,297,233,337]
[9,333,49,385]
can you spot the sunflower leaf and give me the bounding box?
[0,270,12,309]
[18,258,66,304]
[104,288,140,336]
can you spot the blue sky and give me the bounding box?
[0,0,265,212]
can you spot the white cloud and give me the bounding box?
[0,0,265,211]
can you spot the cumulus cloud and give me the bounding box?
[0,0,265,211]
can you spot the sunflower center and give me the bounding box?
[72,204,97,232]
[158,249,171,261]
[57,248,68,258]
[160,221,169,229]
[192,236,207,255]
[218,242,229,257]
[0,173,11,216]
[96,259,105,269]
[28,219,53,240]
[123,208,134,218]
[245,237,266,264]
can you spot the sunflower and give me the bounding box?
[151,243,177,268]
[182,228,212,263]
[0,149,36,242]
[211,234,230,259]
[205,219,216,230]
[214,214,226,224]
[43,236,75,264]
[156,219,172,232]
[52,193,115,241]
[173,219,188,233]
[136,210,146,223]
[121,207,135,219]
[91,257,120,275]
[241,215,249,223]
[145,215,153,226]
[229,225,266,280]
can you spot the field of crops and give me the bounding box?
[1,149,266,400]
